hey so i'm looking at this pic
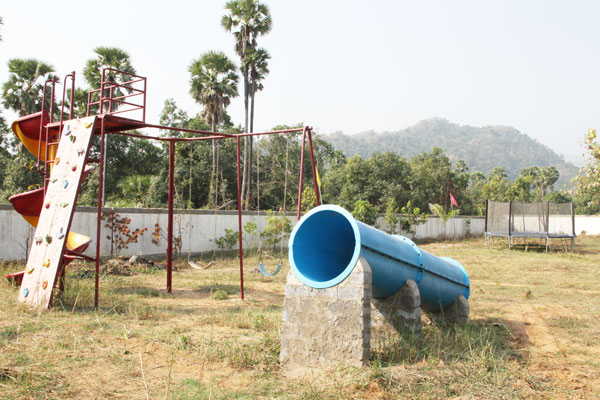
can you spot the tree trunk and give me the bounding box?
[240,68,250,208]
[245,85,256,210]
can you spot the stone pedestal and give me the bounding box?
[371,279,422,347]
[280,256,372,368]
[441,294,469,323]
[280,256,468,368]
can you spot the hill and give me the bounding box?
[326,117,578,188]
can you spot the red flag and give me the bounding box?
[449,192,458,207]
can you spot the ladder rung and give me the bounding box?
[86,158,101,163]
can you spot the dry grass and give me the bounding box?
[1,237,599,399]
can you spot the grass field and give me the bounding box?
[1,236,599,399]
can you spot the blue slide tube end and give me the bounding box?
[289,205,361,288]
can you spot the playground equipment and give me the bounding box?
[281,204,470,367]
[6,67,321,309]
[8,113,95,278]
[485,200,576,251]
[288,205,470,311]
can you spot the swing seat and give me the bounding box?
[259,261,282,277]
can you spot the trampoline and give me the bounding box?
[484,200,576,252]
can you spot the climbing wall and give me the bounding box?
[18,116,97,308]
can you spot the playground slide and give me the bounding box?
[289,205,470,312]
[6,113,93,286]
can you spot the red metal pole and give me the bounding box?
[167,140,174,293]
[95,118,106,309]
[142,77,147,123]
[307,128,321,206]
[296,127,308,220]
[37,84,48,173]
[236,136,245,300]
[70,71,75,117]
[49,80,55,123]
[59,75,69,126]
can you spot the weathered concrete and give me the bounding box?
[280,255,473,368]
[441,294,470,324]
[280,256,372,368]
[371,279,422,347]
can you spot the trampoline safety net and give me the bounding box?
[485,200,575,237]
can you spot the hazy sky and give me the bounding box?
[1,0,598,165]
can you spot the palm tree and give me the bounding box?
[222,0,272,209]
[1,58,58,116]
[189,51,239,207]
[83,47,136,114]
[246,47,270,134]
[429,203,460,238]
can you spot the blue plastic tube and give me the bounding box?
[288,205,470,312]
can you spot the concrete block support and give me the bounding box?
[441,294,470,324]
[280,257,468,368]
[371,279,422,347]
[280,256,372,368]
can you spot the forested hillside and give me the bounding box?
[327,118,578,187]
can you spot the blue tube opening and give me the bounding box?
[289,207,361,288]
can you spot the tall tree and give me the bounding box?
[573,129,600,214]
[222,0,272,209]
[189,51,239,207]
[1,58,58,116]
[408,147,452,211]
[246,47,270,133]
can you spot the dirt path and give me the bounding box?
[503,303,600,398]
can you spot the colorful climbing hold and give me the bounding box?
[57,227,65,240]
[25,265,34,274]
[71,164,77,172]
[63,125,71,136]
[85,121,94,128]
[35,236,43,245]
[42,281,48,290]
[61,202,69,208]
[77,148,85,156]
[45,202,51,209]
[62,180,69,189]
[69,135,76,143]
[43,259,51,268]
[45,234,52,244]
[23,288,29,297]
[51,178,57,183]
[55,157,60,165]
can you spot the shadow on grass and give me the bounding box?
[52,278,283,318]
[372,317,529,367]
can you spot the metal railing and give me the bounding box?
[86,68,147,122]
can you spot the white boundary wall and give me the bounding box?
[2,204,599,261]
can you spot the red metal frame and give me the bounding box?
[236,136,245,300]
[95,118,106,309]
[86,68,147,121]
[35,68,319,308]
[296,127,307,220]
[59,71,76,126]
[167,141,175,293]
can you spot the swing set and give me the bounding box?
[254,132,288,276]
[121,126,321,300]
[84,68,321,307]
